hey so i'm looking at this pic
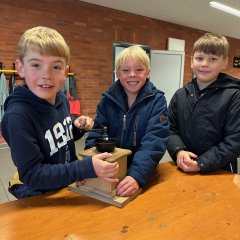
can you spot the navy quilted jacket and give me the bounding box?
[85,80,169,187]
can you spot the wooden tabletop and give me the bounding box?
[0,161,240,240]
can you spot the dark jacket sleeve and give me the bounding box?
[72,123,85,141]
[127,94,169,187]
[69,103,85,141]
[167,91,187,161]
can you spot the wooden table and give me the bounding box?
[0,161,240,240]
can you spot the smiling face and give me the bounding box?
[116,57,150,97]
[16,49,69,104]
[191,51,228,89]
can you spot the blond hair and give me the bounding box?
[193,33,229,59]
[115,45,150,73]
[18,26,70,64]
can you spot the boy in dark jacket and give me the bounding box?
[167,32,240,173]
[1,26,119,199]
[85,45,169,196]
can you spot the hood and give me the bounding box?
[209,73,240,89]
[185,73,240,93]
[4,85,65,112]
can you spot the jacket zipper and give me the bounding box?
[123,114,126,130]
[120,114,126,145]
[120,94,155,145]
[133,115,139,146]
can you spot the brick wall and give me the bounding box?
[0,0,239,117]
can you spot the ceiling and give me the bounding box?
[80,0,240,39]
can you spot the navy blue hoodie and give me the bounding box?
[1,85,96,193]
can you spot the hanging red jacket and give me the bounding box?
[68,92,81,116]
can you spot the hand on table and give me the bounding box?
[116,176,140,197]
[176,150,200,172]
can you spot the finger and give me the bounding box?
[177,161,182,168]
[83,117,91,128]
[183,167,192,172]
[177,158,184,168]
[179,160,188,170]
[74,118,81,128]
[105,162,119,172]
[78,117,87,127]
[189,152,198,159]
[78,116,92,129]
[101,165,119,176]
[86,117,93,126]
[117,185,133,197]
[178,162,184,170]
[74,117,85,128]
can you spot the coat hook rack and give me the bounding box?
[0,62,75,75]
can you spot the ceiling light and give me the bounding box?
[209,1,240,17]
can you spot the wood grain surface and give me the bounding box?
[0,161,240,240]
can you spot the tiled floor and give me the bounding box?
[0,145,17,203]
[0,135,171,204]
[0,137,87,204]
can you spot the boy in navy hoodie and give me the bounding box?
[1,26,119,199]
[167,33,240,174]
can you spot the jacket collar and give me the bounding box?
[185,73,240,93]
[106,79,160,100]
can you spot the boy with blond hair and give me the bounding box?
[1,26,119,199]
[167,33,240,173]
[85,45,169,196]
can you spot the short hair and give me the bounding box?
[192,33,229,59]
[18,26,70,64]
[115,45,150,73]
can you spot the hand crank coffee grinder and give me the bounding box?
[68,127,142,207]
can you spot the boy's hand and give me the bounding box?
[176,150,200,172]
[92,152,119,182]
[116,176,140,197]
[74,115,94,130]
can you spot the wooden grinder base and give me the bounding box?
[68,147,142,208]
